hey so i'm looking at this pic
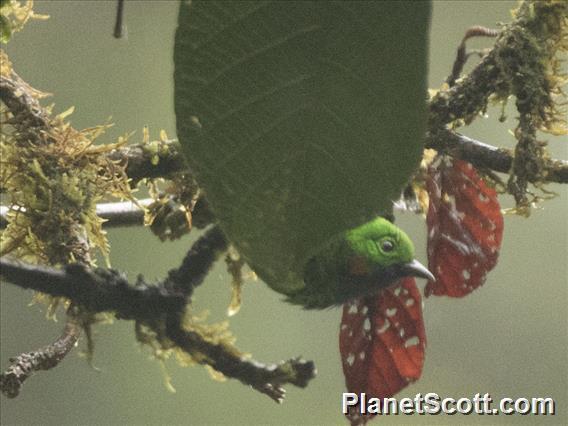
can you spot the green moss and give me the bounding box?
[428,0,567,211]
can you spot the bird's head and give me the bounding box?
[291,217,434,309]
[338,217,434,302]
[345,217,432,277]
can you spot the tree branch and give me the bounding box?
[0,257,185,320]
[446,26,500,88]
[0,226,317,401]
[428,0,567,195]
[165,310,315,404]
[0,229,222,381]
[1,65,189,190]
[0,227,227,317]
[163,225,228,297]
[0,310,82,398]
[425,129,568,183]
[2,55,100,394]
[92,199,150,227]
[0,68,52,137]
[107,139,189,186]
[1,195,214,231]
[100,132,568,187]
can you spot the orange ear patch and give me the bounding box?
[349,256,370,276]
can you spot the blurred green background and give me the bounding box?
[1,1,566,425]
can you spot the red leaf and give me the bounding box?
[340,278,426,425]
[425,157,504,297]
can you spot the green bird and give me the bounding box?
[287,217,434,309]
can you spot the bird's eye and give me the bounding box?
[380,239,395,253]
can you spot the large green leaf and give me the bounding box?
[174,1,431,294]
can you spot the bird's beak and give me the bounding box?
[402,259,435,282]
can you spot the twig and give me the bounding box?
[94,199,150,227]
[0,195,214,230]
[165,310,316,403]
[0,311,82,398]
[113,0,126,39]
[446,26,500,87]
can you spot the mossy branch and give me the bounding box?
[0,227,317,400]
[429,0,567,209]
[0,68,51,134]
[429,1,567,129]
[1,38,104,397]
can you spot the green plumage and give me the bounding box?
[286,217,433,309]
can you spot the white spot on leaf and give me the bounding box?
[386,308,397,317]
[377,319,390,334]
[405,336,420,348]
[346,353,355,366]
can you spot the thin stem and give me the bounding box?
[113,0,126,39]
[446,26,500,87]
